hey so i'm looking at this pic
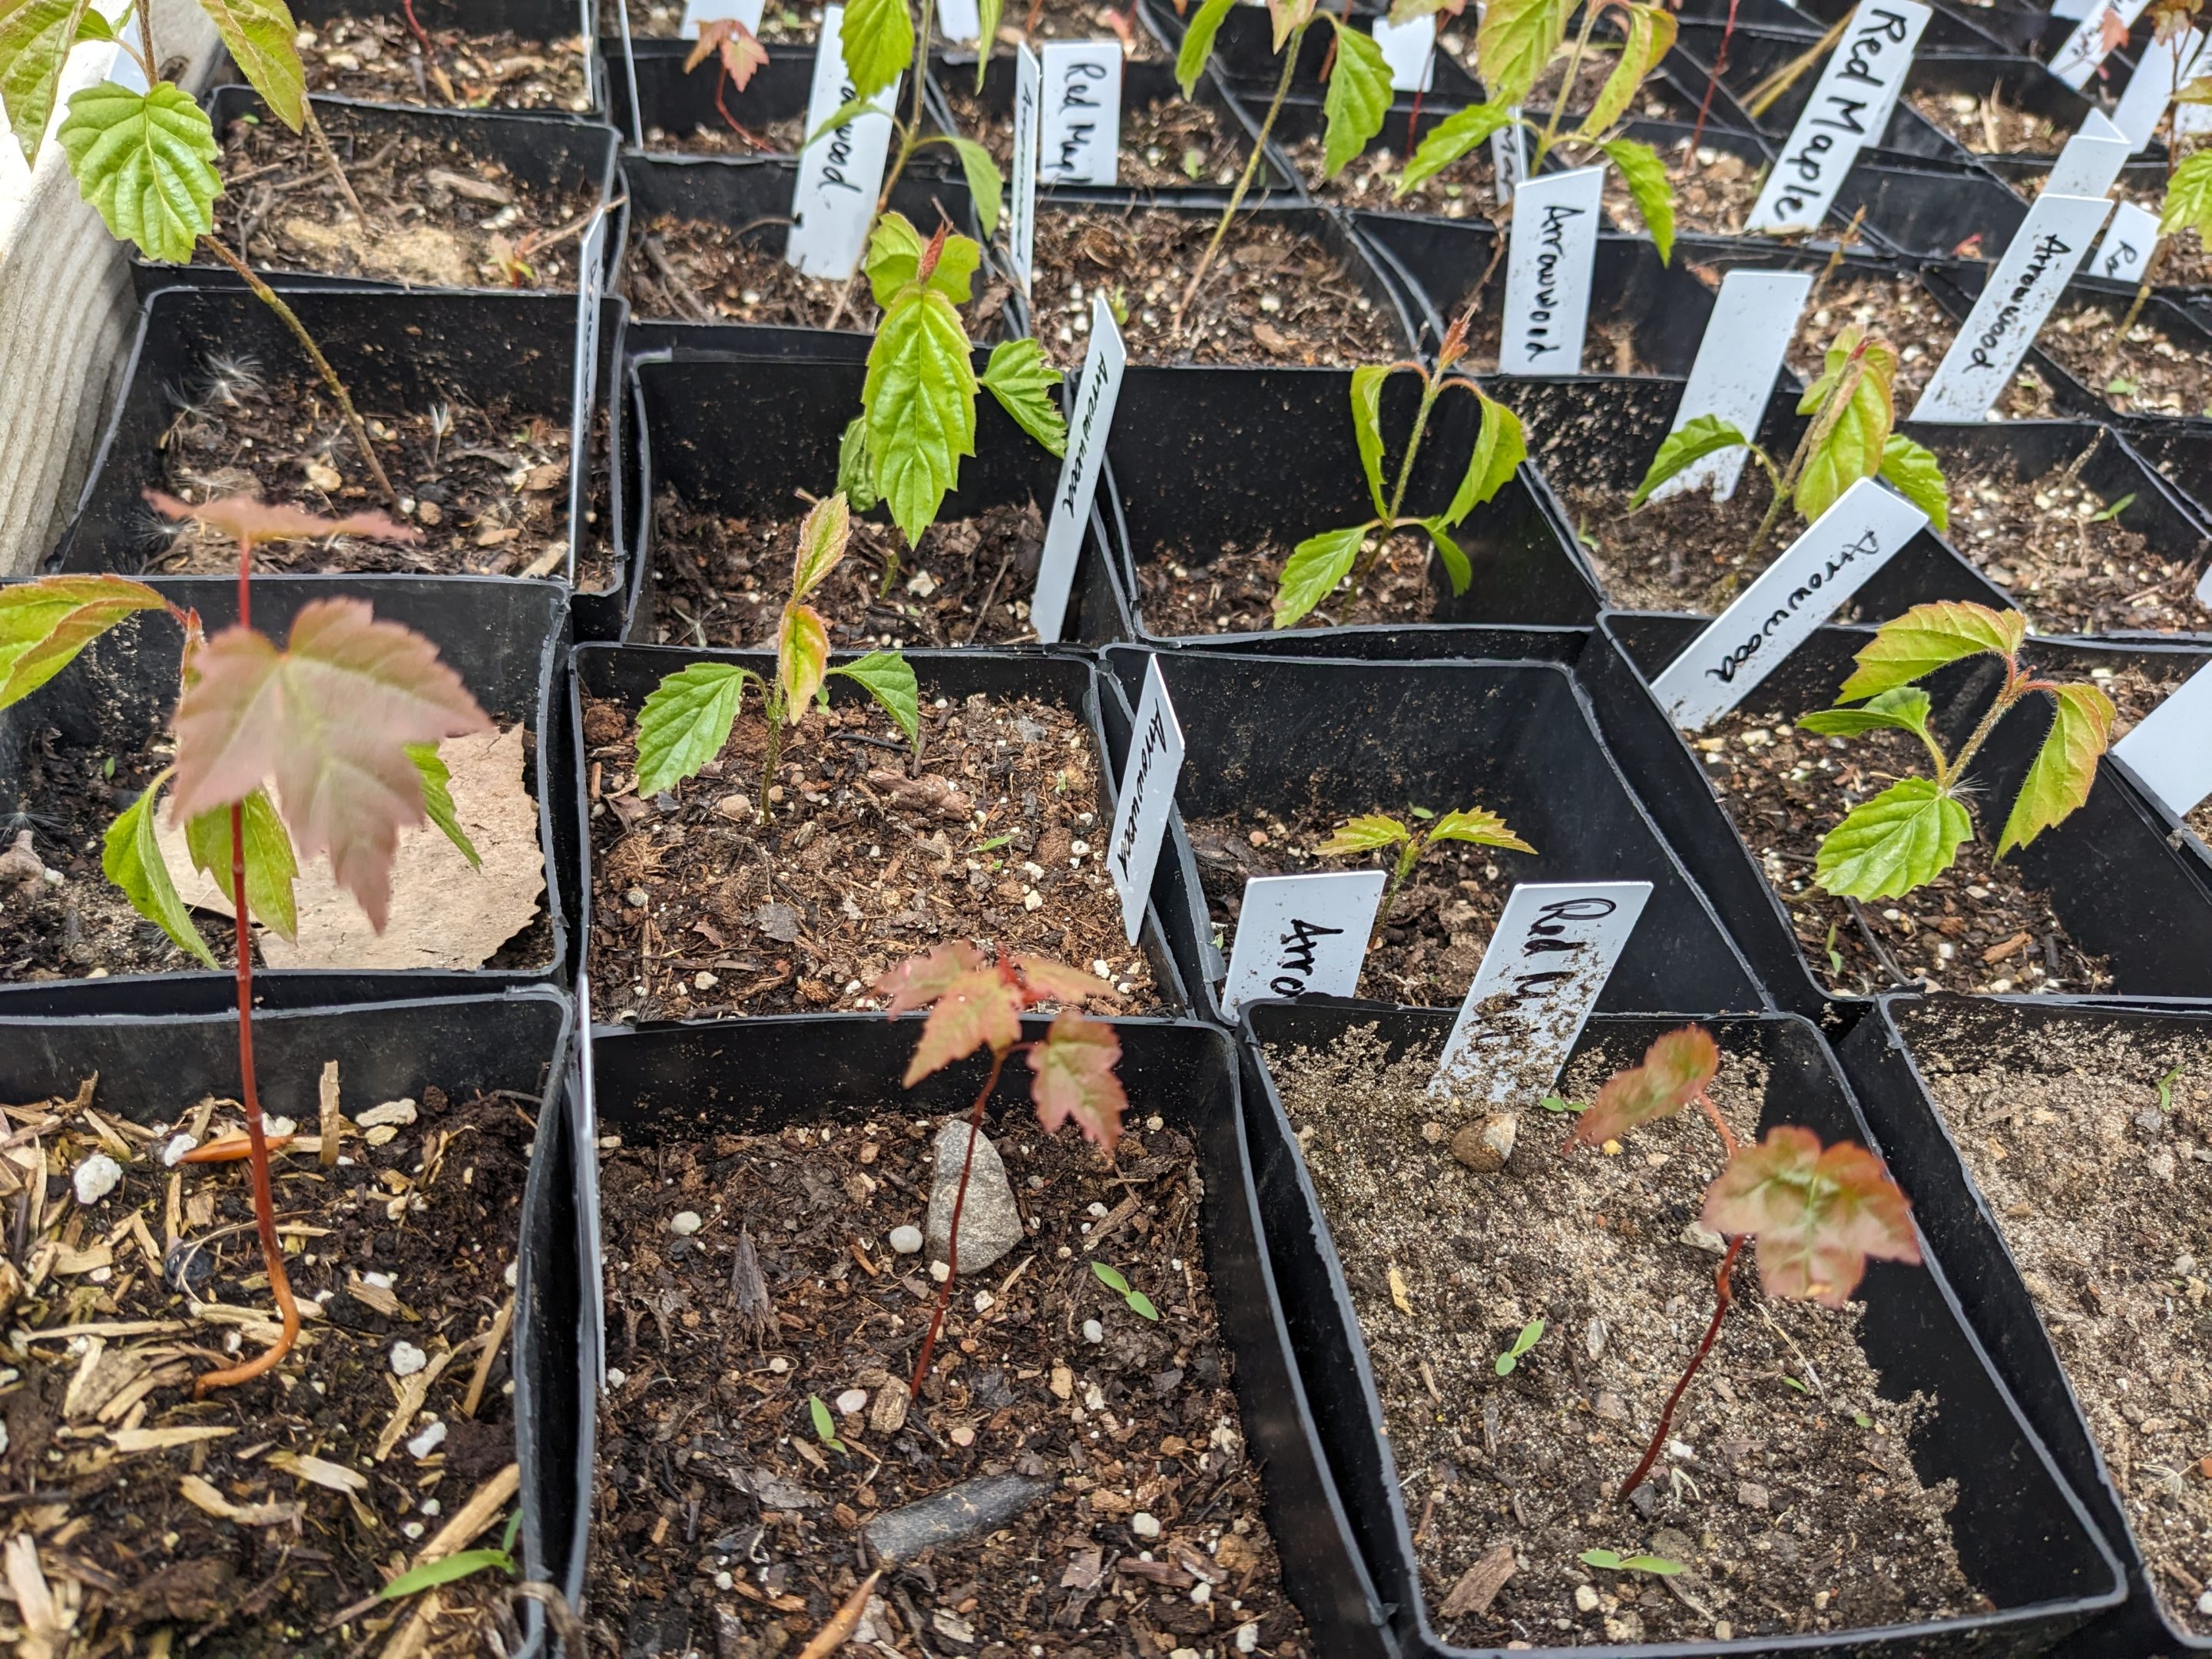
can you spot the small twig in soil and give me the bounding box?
[1843,896,1919,988]
[962,547,1018,644]
[301,105,369,223]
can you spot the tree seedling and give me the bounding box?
[1316,802,1534,934]
[1273,307,1528,628]
[1578,1548,1684,1575]
[684,16,775,148]
[1566,1026,1921,1503]
[1796,601,2115,901]
[1494,1316,1545,1375]
[1631,326,1950,559]
[2103,39,2212,334]
[813,0,1008,224]
[633,492,922,816]
[876,943,1129,1395]
[808,1393,849,1451]
[0,493,490,1391]
[1091,1260,1161,1320]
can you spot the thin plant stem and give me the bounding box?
[878,0,940,212]
[1941,663,2026,786]
[1531,2,1599,172]
[1618,1235,1743,1502]
[2117,237,2165,336]
[760,681,788,823]
[1174,25,1303,330]
[1695,1090,1737,1157]
[1687,0,1737,152]
[301,104,369,224]
[1352,369,1445,591]
[132,0,159,81]
[909,1045,1012,1395]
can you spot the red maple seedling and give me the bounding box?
[684,16,773,149]
[874,944,1128,1399]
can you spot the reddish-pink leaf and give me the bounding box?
[146,489,419,549]
[167,599,491,932]
[778,601,830,722]
[902,969,1024,1084]
[1701,1126,1922,1308]
[1028,1012,1125,1151]
[685,15,768,88]
[1574,1025,1720,1147]
[1008,955,1117,1007]
[874,942,986,1014]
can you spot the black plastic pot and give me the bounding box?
[1598,611,2212,1010]
[0,988,589,1652]
[1677,0,2022,55]
[602,37,814,148]
[622,348,1131,644]
[0,575,573,1015]
[1238,998,2126,1659]
[1836,993,2212,1658]
[257,0,605,119]
[1098,647,1763,1021]
[1145,0,1482,104]
[2127,423,2212,551]
[1841,154,2030,263]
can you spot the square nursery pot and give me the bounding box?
[268,0,605,118]
[1098,363,1598,644]
[1138,0,1482,103]
[580,1010,1399,1657]
[1836,993,2212,1657]
[2127,424,2212,553]
[569,644,1196,1024]
[55,285,634,633]
[0,988,591,1654]
[1100,647,1763,1022]
[621,349,1131,647]
[0,575,573,1016]
[147,90,618,297]
[601,37,816,149]
[1236,998,2126,1659]
[1675,0,2020,55]
[1596,612,2212,1012]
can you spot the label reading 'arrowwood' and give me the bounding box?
[1220,873,1388,1015]
[1746,2,1930,233]
[785,5,900,280]
[1108,657,1186,945]
[1497,165,1603,374]
[1032,295,1127,644]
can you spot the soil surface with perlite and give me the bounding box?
[292,17,594,111]
[1264,1026,1979,1648]
[587,1108,1306,1656]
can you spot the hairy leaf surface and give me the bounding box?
[1838,600,2025,700]
[1996,681,2114,856]
[0,573,164,710]
[1814,777,1972,900]
[634,661,755,797]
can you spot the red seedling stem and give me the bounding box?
[1618,1233,1742,1502]
[1688,0,1737,153]
[401,0,437,58]
[908,1044,1015,1397]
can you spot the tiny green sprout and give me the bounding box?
[102,754,116,780]
[809,1393,848,1451]
[1579,1548,1685,1575]
[1181,145,1207,180]
[1494,1318,1545,1376]
[1782,1374,1810,1394]
[381,1512,522,1600]
[1316,805,1535,935]
[1107,286,1131,329]
[1539,1094,1588,1115]
[1408,805,1436,820]
[2109,376,2140,396]
[2090,492,2136,523]
[1824,921,1844,978]
[2159,1067,2186,1111]
[1853,1410,1873,1429]
[975,833,1014,853]
[1091,1260,1160,1321]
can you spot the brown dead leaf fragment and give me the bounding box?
[1439,1541,1518,1618]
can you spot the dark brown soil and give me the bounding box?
[1793,274,2058,416]
[1907,86,2068,155]
[1694,707,2112,995]
[207,107,600,289]
[1134,528,1455,636]
[1903,1008,2212,1639]
[613,2,820,42]
[586,1106,1303,1657]
[1558,469,1810,615]
[0,1073,535,1655]
[1264,1025,1980,1648]
[2104,669,2212,849]
[939,85,1251,188]
[1292,127,1496,215]
[1028,210,1404,366]
[646,497,1050,648]
[1603,137,1776,240]
[292,16,594,112]
[644,107,806,155]
[1005,0,1167,60]
[2019,166,2212,286]
[582,690,1157,1021]
[2036,297,2212,420]
[1522,45,1691,122]
[1188,803,1537,1004]
[624,210,1015,329]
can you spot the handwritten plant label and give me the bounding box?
[1371,12,1436,91]
[2094,198,2162,283]
[1108,656,1186,945]
[1652,478,1931,730]
[1490,109,1528,202]
[1498,164,1603,374]
[1039,41,1123,185]
[939,0,983,41]
[1650,269,1814,504]
[2113,662,2212,817]
[681,0,765,36]
[1915,192,2112,422]
[1429,882,1654,1105]
[2113,28,2205,149]
[2051,0,2151,89]
[1220,873,1387,1015]
[567,209,610,584]
[1746,2,1931,233]
[1010,44,1041,291]
[2042,109,2132,197]
[786,5,900,280]
[1032,295,1125,643]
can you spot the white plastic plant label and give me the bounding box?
[1490,109,1528,203]
[1429,882,1654,1105]
[1649,269,1814,505]
[1108,657,1186,945]
[1031,294,1125,643]
[1039,41,1123,185]
[1009,44,1041,291]
[1497,164,1604,374]
[1746,2,1931,233]
[2041,109,2132,197]
[2093,198,2162,283]
[2113,662,2212,816]
[1219,873,1388,1016]
[1371,12,1435,92]
[567,209,610,583]
[1652,478,1931,730]
[1914,191,2113,422]
[939,0,983,41]
[786,7,901,279]
[2112,28,2206,149]
[681,0,765,37]
[2051,0,2151,89]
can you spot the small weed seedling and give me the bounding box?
[1579,1548,1684,1575]
[808,1393,849,1451]
[1796,601,2114,901]
[684,16,775,148]
[381,1512,524,1602]
[1316,802,1534,934]
[1494,1316,1545,1375]
[1273,310,1528,628]
[1631,326,1950,558]
[1091,1260,1161,1320]
[1565,1026,1921,1502]
[876,944,1128,1394]
[633,492,922,816]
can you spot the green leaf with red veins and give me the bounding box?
[1574,1025,1720,1147]
[145,488,419,550]
[167,598,492,933]
[874,942,988,1013]
[789,491,850,603]
[1028,1011,1126,1150]
[904,968,1025,1084]
[1837,601,2027,701]
[1316,813,1410,853]
[0,574,165,710]
[1996,682,2114,856]
[1701,1125,1920,1307]
[777,602,830,720]
[1008,955,1117,1005]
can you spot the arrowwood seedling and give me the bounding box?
[1797,601,2115,901]
[1494,1316,1545,1375]
[1631,325,1950,557]
[1565,1026,1921,1502]
[1091,1260,1161,1320]
[1316,802,1534,932]
[875,942,1128,1394]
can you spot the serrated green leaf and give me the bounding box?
[950,135,1003,238]
[1997,682,2114,856]
[102,771,217,969]
[1629,413,1750,509]
[790,489,851,602]
[865,286,979,545]
[1091,1260,1131,1293]
[0,573,165,710]
[1273,522,1368,628]
[1476,0,1565,106]
[1399,99,1518,194]
[58,81,220,264]
[838,413,880,512]
[865,214,982,304]
[200,0,308,131]
[1814,777,1972,901]
[828,648,920,745]
[634,662,757,797]
[980,338,1067,456]
[1598,134,1674,264]
[1838,601,2025,700]
[380,1548,513,1600]
[1127,1290,1160,1320]
[975,0,1002,88]
[1176,0,1237,96]
[1878,432,1949,533]
[1442,388,1525,528]
[1316,812,1410,852]
[801,91,878,151]
[2161,150,2212,243]
[1796,686,1933,740]
[0,0,98,167]
[1429,806,1535,852]
[1322,16,1392,177]
[1793,356,1892,525]
[840,0,910,101]
[1579,2,1674,136]
[184,786,300,941]
[1349,363,1392,519]
[1419,516,1470,594]
[404,742,480,871]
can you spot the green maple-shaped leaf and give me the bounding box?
[633,662,757,798]
[1321,16,1392,177]
[1703,1125,1919,1306]
[1629,414,1750,510]
[1838,600,2025,701]
[1028,1011,1126,1150]
[1996,682,2114,856]
[979,339,1067,457]
[0,573,165,710]
[1814,777,1972,901]
[200,0,309,130]
[58,81,221,264]
[183,786,300,941]
[1399,100,1518,194]
[1317,812,1411,853]
[102,769,217,968]
[1575,1025,1720,1147]
[840,0,911,101]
